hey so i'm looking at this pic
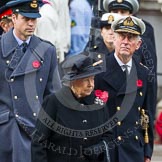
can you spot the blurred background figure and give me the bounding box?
[155,111,162,144]
[103,0,157,119]
[89,13,122,57]
[66,0,93,57]
[0,0,13,34]
[35,0,71,62]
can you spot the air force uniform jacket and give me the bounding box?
[0,29,61,162]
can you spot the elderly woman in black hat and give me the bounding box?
[31,52,112,162]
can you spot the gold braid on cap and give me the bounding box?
[30,0,38,8]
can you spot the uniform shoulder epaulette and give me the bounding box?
[140,62,149,69]
[38,37,55,47]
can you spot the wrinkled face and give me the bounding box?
[101,26,114,44]
[12,13,37,40]
[111,9,131,16]
[71,76,95,98]
[0,18,13,33]
[113,32,142,60]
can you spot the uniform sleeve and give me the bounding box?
[143,73,154,159]
[43,45,62,98]
[134,20,157,119]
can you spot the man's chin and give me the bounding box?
[26,31,34,36]
[120,51,129,55]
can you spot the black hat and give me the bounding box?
[62,52,106,81]
[103,0,139,14]
[111,15,145,35]
[6,0,41,18]
[0,0,12,20]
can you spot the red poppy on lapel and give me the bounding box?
[95,90,109,104]
[136,79,143,87]
[32,60,40,68]
[95,90,102,97]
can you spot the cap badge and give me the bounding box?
[117,0,123,3]
[30,0,38,8]
[123,17,134,27]
[108,15,114,24]
[32,60,40,68]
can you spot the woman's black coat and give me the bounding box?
[31,86,111,162]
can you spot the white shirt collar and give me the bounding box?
[114,53,132,74]
[13,30,31,46]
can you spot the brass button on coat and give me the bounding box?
[118,136,122,141]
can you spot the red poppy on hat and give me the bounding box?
[136,79,143,87]
[32,60,40,68]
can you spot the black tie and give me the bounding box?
[122,65,129,79]
[21,42,28,53]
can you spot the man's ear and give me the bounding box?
[0,21,7,32]
[136,39,142,50]
[11,14,17,24]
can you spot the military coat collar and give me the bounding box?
[1,29,44,60]
[102,53,144,95]
[1,29,50,78]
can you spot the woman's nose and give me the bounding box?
[88,78,94,86]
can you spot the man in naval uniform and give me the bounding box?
[103,0,157,120]
[95,15,154,162]
[0,0,61,162]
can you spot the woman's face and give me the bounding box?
[71,76,95,98]
[101,26,114,44]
